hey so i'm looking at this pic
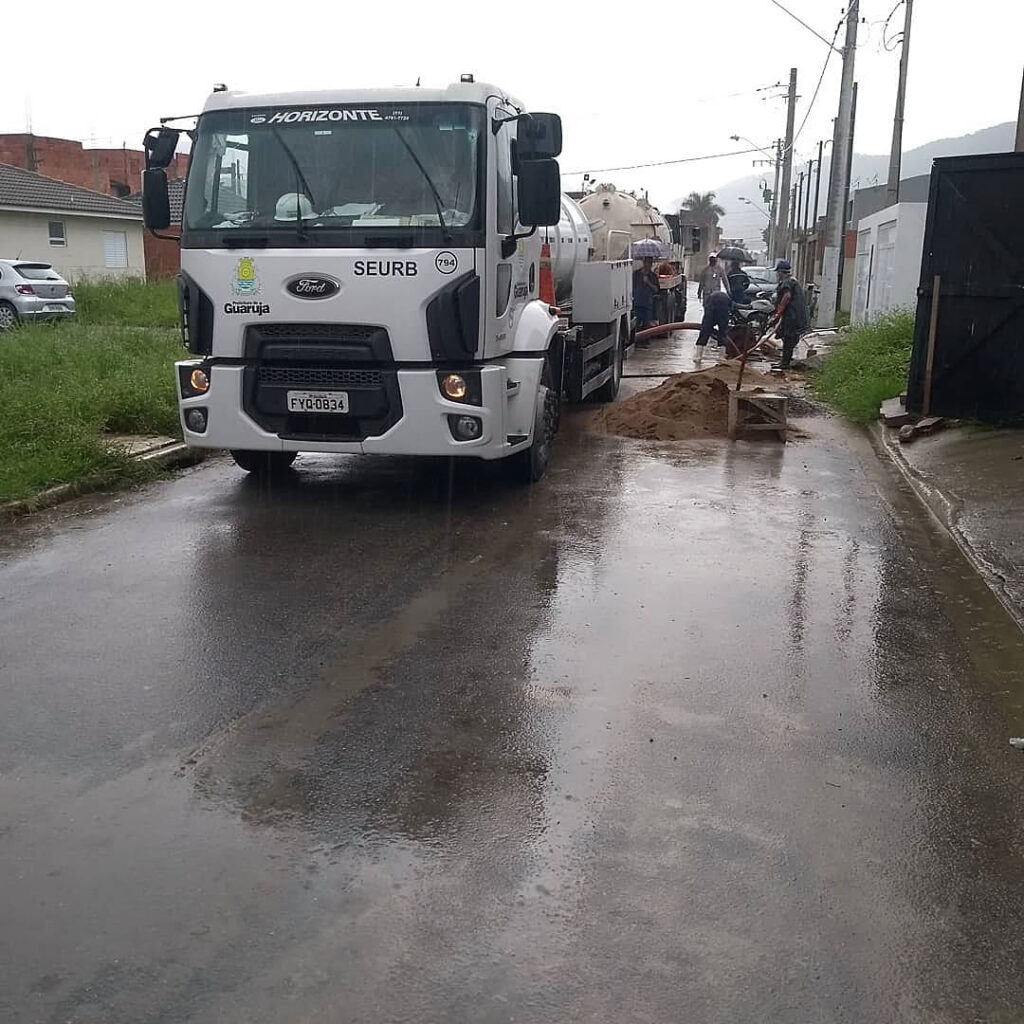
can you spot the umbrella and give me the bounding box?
[715,245,754,263]
[631,238,669,259]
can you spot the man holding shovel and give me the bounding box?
[769,259,809,371]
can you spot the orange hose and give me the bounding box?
[635,321,702,341]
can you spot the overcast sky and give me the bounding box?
[6,0,1022,213]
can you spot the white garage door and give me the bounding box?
[103,230,129,269]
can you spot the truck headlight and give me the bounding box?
[179,364,212,398]
[436,369,481,405]
[441,373,468,400]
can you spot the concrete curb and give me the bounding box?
[0,441,206,524]
[869,421,1024,631]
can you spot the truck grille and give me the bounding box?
[256,366,385,388]
[241,322,400,441]
[252,323,381,342]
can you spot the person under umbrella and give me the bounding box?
[725,260,751,304]
[716,245,754,304]
[631,240,664,339]
[632,256,661,338]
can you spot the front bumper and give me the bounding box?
[177,361,542,460]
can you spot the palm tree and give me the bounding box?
[681,191,726,222]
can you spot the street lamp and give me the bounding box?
[738,196,770,219]
[729,134,777,161]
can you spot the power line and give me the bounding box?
[880,0,906,50]
[766,0,843,53]
[739,10,845,165]
[788,12,847,151]
[693,81,787,105]
[566,146,762,175]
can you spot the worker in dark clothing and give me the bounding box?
[726,260,751,304]
[694,289,731,364]
[632,257,660,339]
[770,259,809,370]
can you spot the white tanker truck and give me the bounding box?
[140,79,633,483]
[579,183,687,326]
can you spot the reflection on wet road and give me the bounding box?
[2,405,1024,1023]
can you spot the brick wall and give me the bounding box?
[143,231,182,279]
[0,135,189,197]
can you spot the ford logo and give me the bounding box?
[286,275,340,300]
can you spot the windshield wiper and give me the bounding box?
[392,129,453,243]
[270,126,317,241]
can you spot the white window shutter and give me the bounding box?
[103,231,128,269]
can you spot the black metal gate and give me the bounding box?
[907,152,1024,421]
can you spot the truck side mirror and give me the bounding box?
[518,114,562,160]
[518,159,561,228]
[142,168,171,231]
[143,126,181,170]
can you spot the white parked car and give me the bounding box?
[0,260,76,329]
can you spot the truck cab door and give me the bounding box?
[489,109,534,358]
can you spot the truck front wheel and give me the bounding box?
[230,450,298,476]
[508,364,558,484]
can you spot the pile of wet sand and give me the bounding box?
[593,363,778,441]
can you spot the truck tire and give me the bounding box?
[507,363,558,484]
[230,450,298,476]
[592,322,622,403]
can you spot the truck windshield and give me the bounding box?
[183,103,484,247]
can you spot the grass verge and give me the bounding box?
[0,322,182,503]
[811,310,915,424]
[72,278,179,328]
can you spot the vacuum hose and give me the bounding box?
[634,322,702,342]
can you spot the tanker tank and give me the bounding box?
[578,183,674,262]
[539,194,593,303]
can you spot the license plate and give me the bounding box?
[43,304,68,312]
[286,390,349,414]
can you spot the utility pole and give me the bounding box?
[886,0,914,203]
[836,82,859,312]
[813,140,824,225]
[803,159,814,231]
[775,68,798,260]
[770,139,783,258]
[1016,66,1024,152]
[817,0,860,328]
[845,84,859,224]
[796,171,805,234]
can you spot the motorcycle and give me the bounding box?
[716,290,776,358]
[732,290,777,336]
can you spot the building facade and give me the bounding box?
[0,133,187,278]
[0,164,145,281]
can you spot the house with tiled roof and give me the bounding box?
[0,163,145,281]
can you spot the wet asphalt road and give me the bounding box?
[3,366,1024,1022]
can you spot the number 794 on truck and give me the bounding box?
[141,76,633,483]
